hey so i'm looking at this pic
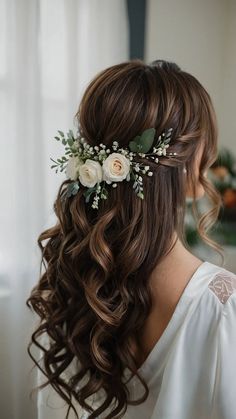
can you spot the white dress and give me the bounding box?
[37,261,236,419]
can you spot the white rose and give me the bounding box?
[79,159,103,188]
[102,152,130,183]
[65,156,83,181]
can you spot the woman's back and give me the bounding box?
[130,240,204,370]
[37,261,236,419]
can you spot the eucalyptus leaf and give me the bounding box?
[139,128,156,153]
[67,182,80,198]
[129,128,156,154]
[71,183,80,195]
[83,186,97,202]
[129,141,139,153]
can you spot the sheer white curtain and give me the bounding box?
[0,1,129,418]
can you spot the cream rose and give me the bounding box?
[102,152,130,183]
[79,159,103,188]
[65,156,83,181]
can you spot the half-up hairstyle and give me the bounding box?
[27,59,222,418]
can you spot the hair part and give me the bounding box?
[27,59,222,418]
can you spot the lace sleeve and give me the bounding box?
[210,271,236,419]
[208,269,236,304]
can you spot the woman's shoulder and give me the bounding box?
[205,264,236,418]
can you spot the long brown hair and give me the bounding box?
[27,59,222,418]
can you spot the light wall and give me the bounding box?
[145,0,236,152]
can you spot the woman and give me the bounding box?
[27,59,236,419]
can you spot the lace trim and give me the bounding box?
[208,270,236,304]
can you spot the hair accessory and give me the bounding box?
[50,127,177,209]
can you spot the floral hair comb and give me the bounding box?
[50,127,177,209]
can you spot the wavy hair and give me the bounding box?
[27,59,222,418]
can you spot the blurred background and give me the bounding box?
[0,0,235,418]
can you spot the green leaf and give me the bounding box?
[54,136,60,141]
[72,185,80,195]
[129,140,139,152]
[84,191,94,203]
[139,128,156,153]
[129,128,156,154]
[68,138,74,147]
[83,186,97,202]
[50,157,58,164]
[62,138,67,145]
[68,129,74,139]
[58,130,64,137]
[67,182,80,198]
[129,170,136,180]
